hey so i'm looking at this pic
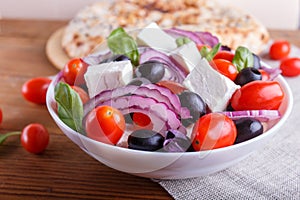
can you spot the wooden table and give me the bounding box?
[0,19,299,200]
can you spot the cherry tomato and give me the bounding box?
[71,86,89,104]
[211,59,238,81]
[279,57,300,77]
[156,80,186,94]
[62,58,88,86]
[192,113,237,151]
[231,81,284,111]
[258,69,270,81]
[0,108,2,124]
[21,77,51,104]
[21,123,49,154]
[214,51,234,62]
[132,112,151,127]
[85,105,125,145]
[269,40,291,60]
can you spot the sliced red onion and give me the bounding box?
[165,28,204,45]
[139,49,187,82]
[163,130,192,152]
[100,95,182,134]
[221,110,281,122]
[260,66,282,80]
[82,50,112,65]
[195,31,219,48]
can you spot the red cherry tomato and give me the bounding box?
[192,113,237,151]
[214,51,235,62]
[85,105,125,145]
[62,58,88,85]
[211,59,238,81]
[71,86,89,104]
[132,112,151,127]
[231,81,284,111]
[21,77,52,104]
[21,123,49,154]
[269,40,291,60]
[156,80,186,94]
[258,69,270,81]
[279,57,300,77]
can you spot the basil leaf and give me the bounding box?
[107,27,139,66]
[176,37,191,47]
[54,82,84,134]
[232,46,254,72]
[200,43,221,62]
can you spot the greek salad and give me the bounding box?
[54,22,284,152]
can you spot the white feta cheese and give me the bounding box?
[183,59,240,112]
[136,22,177,52]
[170,42,202,73]
[84,60,133,98]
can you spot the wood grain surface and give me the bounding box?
[0,19,299,200]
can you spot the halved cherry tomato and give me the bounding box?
[258,69,270,81]
[156,80,186,94]
[192,113,237,151]
[279,57,300,77]
[231,81,284,111]
[269,40,291,60]
[71,86,89,104]
[132,112,151,127]
[21,123,49,154]
[85,105,125,145]
[21,77,52,104]
[214,51,235,62]
[62,58,88,86]
[211,59,238,81]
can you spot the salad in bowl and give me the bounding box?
[46,22,293,179]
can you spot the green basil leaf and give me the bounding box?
[232,46,254,72]
[200,43,221,62]
[107,27,139,66]
[176,37,192,47]
[54,82,84,134]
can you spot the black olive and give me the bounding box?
[234,67,262,86]
[178,91,206,127]
[135,61,165,83]
[234,118,264,144]
[252,53,261,69]
[128,129,164,151]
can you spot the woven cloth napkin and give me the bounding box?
[156,46,300,199]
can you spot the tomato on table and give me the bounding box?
[21,123,49,154]
[62,58,88,86]
[85,105,125,145]
[21,77,52,104]
[279,57,300,77]
[269,40,291,60]
[230,80,284,111]
[213,50,235,62]
[211,59,238,81]
[192,113,237,151]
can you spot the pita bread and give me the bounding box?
[62,0,269,58]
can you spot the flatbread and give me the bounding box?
[61,0,270,58]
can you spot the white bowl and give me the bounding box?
[46,69,293,180]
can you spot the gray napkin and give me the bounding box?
[157,47,300,199]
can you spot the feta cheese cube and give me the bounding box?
[84,60,133,98]
[170,42,202,73]
[183,59,240,112]
[136,22,177,52]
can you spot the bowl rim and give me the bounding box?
[46,67,294,157]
